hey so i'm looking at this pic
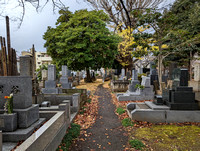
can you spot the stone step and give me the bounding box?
[3,118,46,142]
[145,101,170,110]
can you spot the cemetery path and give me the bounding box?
[70,84,128,151]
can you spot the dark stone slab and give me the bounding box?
[171,91,195,104]
[180,69,189,86]
[176,86,193,92]
[172,68,181,80]
[162,75,168,84]
[166,102,199,110]
[162,89,170,102]
[154,95,164,105]
[169,62,177,80]
[150,75,158,85]
[0,76,32,109]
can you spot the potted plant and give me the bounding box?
[135,84,145,92]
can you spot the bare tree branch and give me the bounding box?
[86,0,168,29]
[0,0,66,28]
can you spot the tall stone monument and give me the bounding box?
[127,70,140,93]
[42,65,59,94]
[119,69,125,80]
[150,61,158,85]
[0,57,44,142]
[60,65,71,89]
[20,56,33,76]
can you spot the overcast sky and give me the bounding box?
[0,0,174,57]
[0,0,91,56]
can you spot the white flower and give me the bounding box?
[10,93,13,97]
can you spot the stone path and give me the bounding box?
[70,84,128,151]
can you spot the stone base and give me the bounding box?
[0,113,17,132]
[128,80,140,92]
[117,95,154,101]
[61,83,71,89]
[128,103,200,123]
[42,88,59,94]
[43,94,72,105]
[145,101,170,110]
[14,104,39,128]
[165,101,199,110]
[45,80,56,88]
[189,80,200,91]
[3,118,46,142]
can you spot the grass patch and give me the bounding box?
[129,139,145,150]
[116,107,126,115]
[57,123,81,151]
[134,125,200,150]
[122,118,133,127]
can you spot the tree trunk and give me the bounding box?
[158,54,163,90]
[86,68,92,82]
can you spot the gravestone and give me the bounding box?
[169,62,177,80]
[150,61,158,85]
[118,76,154,101]
[0,61,40,135]
[67,69,71,77]
[119,69,125,80]
[42,65,59,94]
[60,65,71,89]
[128,70,140,92]
[164,69,199,110]
[20,56,32,76]
[126,71,131,79]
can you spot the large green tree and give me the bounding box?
[163,0,200,80]
[43,9,120,82]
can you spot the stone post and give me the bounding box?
[20,56,32,76]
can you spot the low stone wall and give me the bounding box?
[62,89,87,108]
[110,80,129,92]
[15,111,68,151]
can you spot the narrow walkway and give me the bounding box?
[71,84,128,151]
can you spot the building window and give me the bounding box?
[37,55,41,57]
[41,55,44,57]
[38,62,41,64]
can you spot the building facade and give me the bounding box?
[35,52,52,69]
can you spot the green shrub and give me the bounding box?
[80,106,87,114]
[122,118,133,127]
[129,139,145,150]
[87,98,91,103]
[57,123,81,151]
[135,84,145,90]
[116,107,125,115]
